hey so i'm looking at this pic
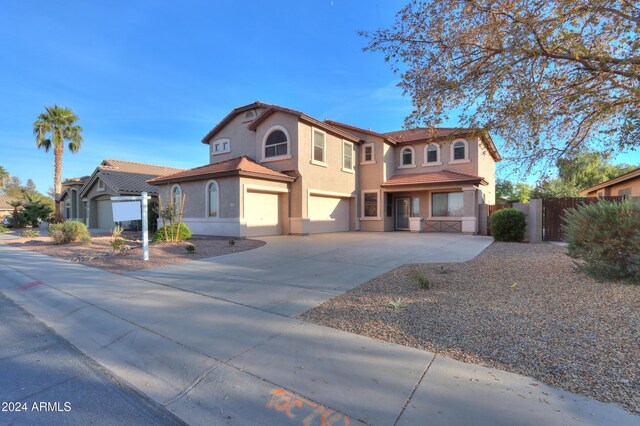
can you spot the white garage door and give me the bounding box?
[96,199,114,230]
[308,195,350,233]
[245,191,281,236]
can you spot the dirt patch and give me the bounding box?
[5,232,265,273]
[298,242,640,414]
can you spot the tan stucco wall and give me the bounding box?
[586,177,640,197]
[206,106,269,162]
[476,138,496,204]
[392,137,478,176]
[157,177,240,219]
[296,121,357,219]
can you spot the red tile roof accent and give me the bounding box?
[323,120,398,144]
[147,156,295,185]
[381,170,487,187]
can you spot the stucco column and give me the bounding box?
[461,186,478,234]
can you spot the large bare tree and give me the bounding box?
[362,0,639,169]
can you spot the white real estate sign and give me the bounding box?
[112,201,141,222]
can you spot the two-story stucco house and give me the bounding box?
[148,101,501,237]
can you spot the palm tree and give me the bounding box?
[0,165,8,188]
[33,105,83,219]
[8,200,23,228]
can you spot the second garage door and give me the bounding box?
[95,199,114,230]
[245,191,281,236]
[308,195,350,233]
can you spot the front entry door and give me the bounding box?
[395,198,410,230]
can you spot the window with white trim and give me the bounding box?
[425,144,440,164]
[400,147,415,167]
[342,141,354,171]
[362,143,375,164]
[432,192,464,217]
[207,180,219,217]
[264,128,289,158]
[65,201,71,219]
[171,184,182,212]
[363,191,378,217]
[451,140,468,161]
[212,138,230,155]
[312,129,326,164]
[97,180,105,191]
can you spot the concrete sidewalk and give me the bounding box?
[0,244,637,425]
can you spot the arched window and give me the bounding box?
[207,180,219,218]
[400,146,415,167]
[65,200,71,219]
[425,144,440,164]
[451,140,468,161]
[171,184,182,213]
[263,126,290,159]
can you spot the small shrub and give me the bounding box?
[48,222,91,244]
[185,243,196,254]
[21,229,40,238]
[152,224,192,242]
[110,225,126,252]
[416,274,430,289]
[490,208,526,242]
[387,297,408,309]
[563,199,640,282]
[0,225,8,233]
[229,239,235,246]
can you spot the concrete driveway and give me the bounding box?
[127,232,494,317]
[1,233,637,425]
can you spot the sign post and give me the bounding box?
[111,192,151,261]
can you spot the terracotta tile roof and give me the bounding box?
[381,170,487,187]
[384,128,501,161]
[579,166,640,195]
[201,101,360,144]
[147,156,296,185]
[324,120,398,144]
[79,159,185,197]
[61,176,90,186]
[0,195,19,211]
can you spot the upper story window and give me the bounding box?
[424,144,441,165]
[312,128,326,165]
[263,126,290,160]
[97,179,105,191]
[450,140,469,162]
[399,146,415,168]
[342,141,354,172]
[212,138,231,155]
[361,143,375,164]
[207,180,219,218]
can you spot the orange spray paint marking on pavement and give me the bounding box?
[266,388,351,425]
[19,281,45,291]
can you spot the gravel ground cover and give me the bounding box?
[5,233,264,273]
[299,242,640,414]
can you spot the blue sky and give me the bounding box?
[0,0,637,194]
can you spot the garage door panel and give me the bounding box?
[308,196,349,233]
[96,200,114,230]
[245,191,281,236]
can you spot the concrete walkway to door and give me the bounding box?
[0,233,637,426]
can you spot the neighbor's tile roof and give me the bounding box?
[79,159,185,197]
[384,128,501,161]
[578,166,640,195]
[147,156,296,185]
[61,176,90,186]
[0,195,18,210]
[381,170,487,187]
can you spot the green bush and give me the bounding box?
[490,208,526,242]
[0,225,8,233]
[21,229,40,238]
[48,222,91,244]
[152,224,192,242]
[563,199,640,282]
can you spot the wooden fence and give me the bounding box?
[542,196,623,241]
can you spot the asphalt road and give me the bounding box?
[0,293,185,426]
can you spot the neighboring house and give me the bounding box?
[148,101,500,237]
[579,166,640,199]
[59,160,184,229]
[0,194,18,218]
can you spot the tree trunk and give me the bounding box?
[54,140,64,221]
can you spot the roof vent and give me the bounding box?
[245,110,256,119]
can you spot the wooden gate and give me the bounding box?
[542,197,622,241]
[487,204,511,236]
